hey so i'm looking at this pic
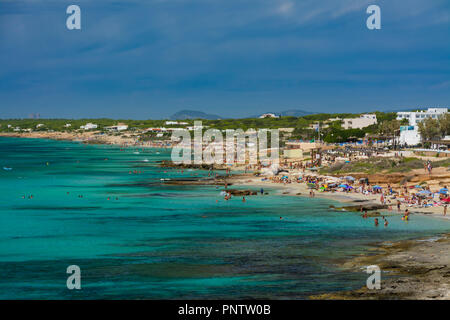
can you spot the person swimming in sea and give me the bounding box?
[374,218,379,227]
[384,219,388,227]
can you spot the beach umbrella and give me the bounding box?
[414,185,423,189]
[338,184,348,188]
[373,185,382,190]
[418,190,432,195]
[344,176,355,181]
[282,175,289,179]
[328,183,337,187]
[439,188,448,194]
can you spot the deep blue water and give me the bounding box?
[0,137,449,299]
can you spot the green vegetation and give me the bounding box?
[418,114,450,141]
[0,111,408,144]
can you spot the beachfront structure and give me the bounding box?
[105,124,129,132]
[165,121,188,125]
[80,123,98,130]
[259,113,279,119]
[283,141,322,159]
[397,108,448,146]
[341,114,377,129]
[396,108,448,126]
[399,126,421,146]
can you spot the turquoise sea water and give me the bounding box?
[0,137,449,299]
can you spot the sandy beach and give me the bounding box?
[0,131,150,147]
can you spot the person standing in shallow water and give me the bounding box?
[444,205,447,216]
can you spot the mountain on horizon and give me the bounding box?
[170,110,223,120]
[278,109,314,117]
[248,109,315,118]
[170,108,317,120]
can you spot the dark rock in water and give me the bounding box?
[331,203,388,212]
[226,189,257,196]
[282,192,290,195]
[296,193,302,195]
[353,199,369,203]
[365,211,381,217]
[163,178,230,186]
[160,160,222,170]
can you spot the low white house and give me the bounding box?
[165,121,189,125]
[259,113,279,119]
[105,124,128,132]
[64,123,72,128]
[80,123,98,130]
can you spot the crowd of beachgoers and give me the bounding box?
[256,173,449,216]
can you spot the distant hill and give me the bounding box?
[249,109,315,118]
[170,110,223,120]
[278,109,314,117]
[170,108,316,120]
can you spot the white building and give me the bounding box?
[80,123,98,130]
[399,126,421,146]
[64,123,72,128]
[259,113,279,119]
[397,108,448,146]
[341,114,377,129]
[105,124,128,132]
[396,108,448,126]
[165,121,188,125]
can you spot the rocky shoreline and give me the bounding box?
[311,233,450,300]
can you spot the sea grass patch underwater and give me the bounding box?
[0,137,450,299]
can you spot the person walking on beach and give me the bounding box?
[444,205,447,216]
[397,200,401,212]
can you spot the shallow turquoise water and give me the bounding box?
[0,137,449,299]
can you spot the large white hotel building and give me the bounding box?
[396,108,448,146]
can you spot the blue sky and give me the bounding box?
[0,0,449,119]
